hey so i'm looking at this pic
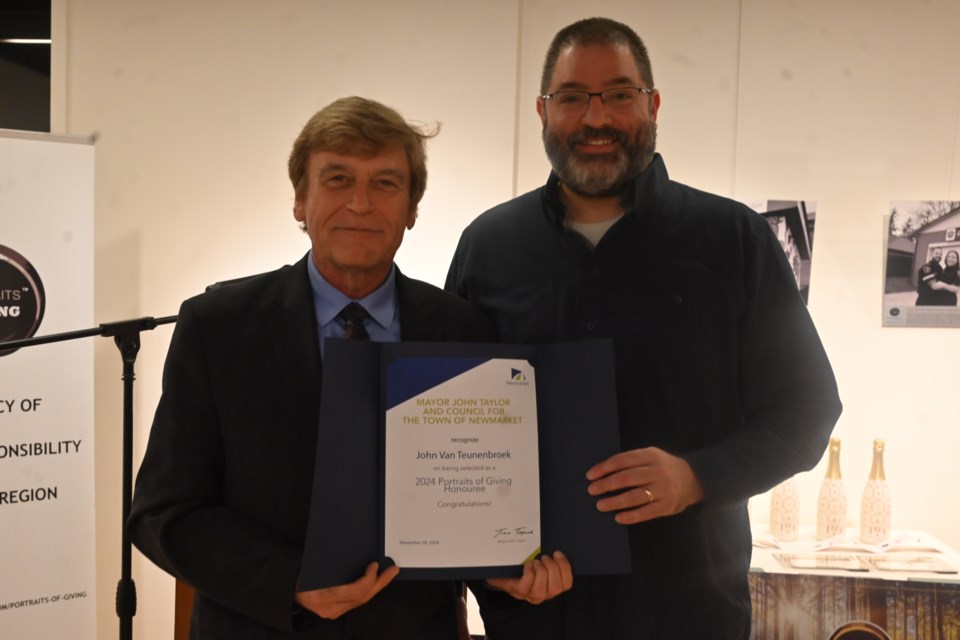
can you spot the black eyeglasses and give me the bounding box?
[540,87,654,114]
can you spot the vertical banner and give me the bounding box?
[0,130,96,640]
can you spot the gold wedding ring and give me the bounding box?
[643,487,655,504]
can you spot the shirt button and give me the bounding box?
[592,267,600,277]
[586,321,596,331]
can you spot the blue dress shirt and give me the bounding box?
[306,252,401,358]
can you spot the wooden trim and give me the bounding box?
[174,580,194,640]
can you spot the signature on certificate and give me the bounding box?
[493,526,535,539]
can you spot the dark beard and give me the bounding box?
[543,118,656,198]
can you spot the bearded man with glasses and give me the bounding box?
[447,16,842,640]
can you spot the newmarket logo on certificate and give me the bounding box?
[507,368,529,386]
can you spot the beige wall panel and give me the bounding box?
[737,0,960,550]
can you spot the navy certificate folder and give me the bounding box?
[299,339,629,590]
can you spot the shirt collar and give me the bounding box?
[306,253,398,332]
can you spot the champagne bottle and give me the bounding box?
[860,439,891,544]
[816,437,846,540]
[769,476,800,541]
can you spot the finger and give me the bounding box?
[371,564,400,593]
[315,568,376,607]
[335,562,392,604]
[308,592,357,620]
[614,504,661,525]
[299,563,398,620]
[586,449,649,481]
[524,559,549,604]
[485,562,533,598]
[332,563,400,615]
[510,561,536,597]
[588,467,649,496]
[352,564,398,608]
[484,577,508,591]
[596,486,655,512]
[542,552,573,594]
[554,551,574,590]
[538,553,562,597]
[346,561,381,590]
[325,564,380,602]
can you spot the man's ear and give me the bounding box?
[293,199,305,223]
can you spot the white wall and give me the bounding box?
[54,1,960,639]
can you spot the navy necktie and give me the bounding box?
[339,302,370,340]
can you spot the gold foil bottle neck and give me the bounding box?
[869,438,886,481]
[825,437,842,480]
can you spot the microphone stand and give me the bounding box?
[0,315,177,640]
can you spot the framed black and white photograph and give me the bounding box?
[742,200,817,303]
[884,200,960,327]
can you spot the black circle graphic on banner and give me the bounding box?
[0,245,46,357]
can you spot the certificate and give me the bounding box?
[384,357,541,570]
[298,339,629,590]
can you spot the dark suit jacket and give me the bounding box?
[128,254,495,639]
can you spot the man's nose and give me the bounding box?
[581,94,613,127]
[347,184,373,213]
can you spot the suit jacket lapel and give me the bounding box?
[273,253,324,385]
[396,268,439,342]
